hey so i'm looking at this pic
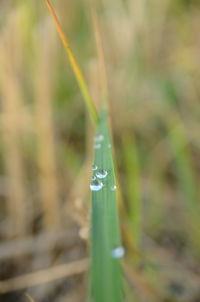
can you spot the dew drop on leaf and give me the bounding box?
[94,143,101,149]
[96,169,108,179]
[90,179,103,191]
[111,246,125,259]
[92,165,98,171]
[111,185,117,191]
[94,135,104,143]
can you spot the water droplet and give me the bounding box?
[111,185,117,191]
[108,144,112,148]
[92,165,98,171]
[111,246,125,259]
[94,135,104,143]
[96,169,108,179]
[90,179,103,191]
[94,143,101,149]
[92,176,96,181]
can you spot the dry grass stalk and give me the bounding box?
[0,229,77,260]
[0,258,88,293]
[0,10,29,237]
[34,21,60,229]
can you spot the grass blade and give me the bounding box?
[90,109,123,302]
[44,0,98,125]
[167,121,200,255]
[123,135,141,250]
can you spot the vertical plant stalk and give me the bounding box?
[89,9,124,301]
[90,110,123,302]
[44,0,98,125]
[123,135,141,250]
[167,119,200,255]
[34,22,60,229]
[44,2,124,300]
[0,13,28,237]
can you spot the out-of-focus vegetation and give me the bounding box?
[0,0,200,301]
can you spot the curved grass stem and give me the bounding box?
[44,0,98,125]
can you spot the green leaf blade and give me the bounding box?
[90,109,123,302]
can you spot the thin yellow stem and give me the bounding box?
[44,0,98,125]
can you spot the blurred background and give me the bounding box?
[0,0,200,301]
